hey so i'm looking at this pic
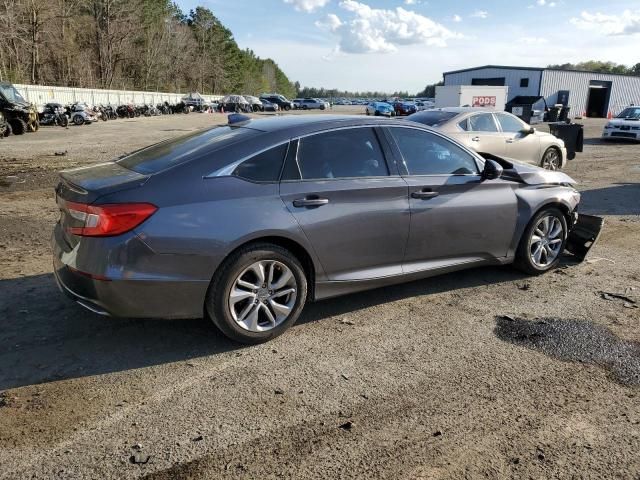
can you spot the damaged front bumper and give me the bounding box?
[565,213,605,261]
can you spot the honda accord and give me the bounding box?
[53,114,586,343]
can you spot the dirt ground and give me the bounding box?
[0,107,639,479]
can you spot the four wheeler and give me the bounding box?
[0,81,39,135]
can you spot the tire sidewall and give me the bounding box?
[516,207,568,274]
[207,245,308,344]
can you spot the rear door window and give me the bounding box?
[296,128,389,180]
[468,114,499,132]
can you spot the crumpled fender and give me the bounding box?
[480,153,577,185]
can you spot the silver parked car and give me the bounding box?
[407,108,568,170]
[299,98,328,110]
[53,114,590,344]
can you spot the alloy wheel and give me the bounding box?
[228,260,297,332]
[542,149,560,170]
[529,215,564,268]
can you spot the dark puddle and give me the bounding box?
[495,316,640,387]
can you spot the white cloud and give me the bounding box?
[404,0,419,4]
[283,0,330,13]
[517,36,549,45]
[533,0,556,7]
[452,14,462,22]
[470,10,488,19]
[317,0,460,54]
[570,10,640,36]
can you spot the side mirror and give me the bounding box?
[482,159,503,180]
[520,127,535,135]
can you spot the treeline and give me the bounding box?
[0,1,296,97]
[296,84,412,99]
[548,61,640,76]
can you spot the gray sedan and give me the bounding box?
[53,115,585,343]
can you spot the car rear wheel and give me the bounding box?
[206,243,308,344]
[541,147,561,170]
[73,115,84,126]
[515,207,567,275]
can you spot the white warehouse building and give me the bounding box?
[443,65,640,118]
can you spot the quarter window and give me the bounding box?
[389,128,479,176]
[495,113,525,133]
[296,128,388,179]
[520,78,529,88]
[468,113,498,132]
[232,143,288,182]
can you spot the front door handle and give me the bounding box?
[293,197,329,208]
[411,190,439,200]
[506,138,514,144]
[471,136,480,142]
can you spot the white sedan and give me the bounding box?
[602,106,640,141]
[407,108,568,170]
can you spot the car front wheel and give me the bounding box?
[515,207,568,275]
[206,243,308,344]
[541,147,561,170]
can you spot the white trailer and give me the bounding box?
[435,85,508,111]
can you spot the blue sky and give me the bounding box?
[175,0,640,93]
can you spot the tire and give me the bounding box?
[284,105,291,111]
[541,147,561,171]
[9,118,27,135]
[514,207,568,275]
[4,122,12,137]
[73,115,84,126]
[59,115,68,127]
[374,110,380,116]
[205,243,308,344]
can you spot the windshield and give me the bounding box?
[617,107,640,119]
[118,126,258,174]
[406,110,458,126]
[0,84,27,103]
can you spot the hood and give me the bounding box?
[483,154,576,186]
[607,118,640,126]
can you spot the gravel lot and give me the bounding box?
[0,107,639,479]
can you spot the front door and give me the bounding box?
[456,112,507,157]
[494,112,541,165]
[279,127,410,281]
[384,126,518,273]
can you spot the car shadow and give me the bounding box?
[579,183,640,216]
[0,264,534,391]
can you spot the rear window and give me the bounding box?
[406,110,458,127]
[118,126,256,174]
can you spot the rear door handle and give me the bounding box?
[293,197,329,207]
[506,138,514,143]
[411,190,439,200]
[471,136,480,142]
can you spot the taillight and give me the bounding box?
[63,201,157,237]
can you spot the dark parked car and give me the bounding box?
[393,101,417,116]
[259,94,293,111]
[53,114,590,344]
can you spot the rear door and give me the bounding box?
[279,127,410,281]
[456,112,507,157]
[383,126,518,272]
[494,112,541,164]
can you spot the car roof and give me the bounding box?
[434,107,499,114]
[238,114,419,134]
